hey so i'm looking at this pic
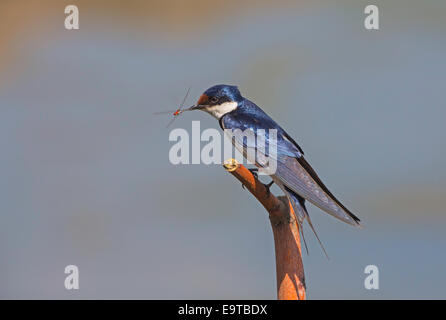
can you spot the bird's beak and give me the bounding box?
[186,104,206,111]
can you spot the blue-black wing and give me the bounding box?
[221,104,361,227]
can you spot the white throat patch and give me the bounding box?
[204,101,238,119]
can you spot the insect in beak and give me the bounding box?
[154,87,191,128]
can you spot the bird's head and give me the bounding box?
[188,85,242,119]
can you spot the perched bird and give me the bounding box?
[187,84,361,255]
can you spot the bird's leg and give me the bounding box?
[248,168,258,179]
[242,168,274,195]
[264,180,274,196]
[242,168,259,190]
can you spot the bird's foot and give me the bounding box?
[242,168,259,190]
[248,168,259,179]
[264,180,274,196]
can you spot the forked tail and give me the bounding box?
[284,186,329,259]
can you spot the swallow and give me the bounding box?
[187,84,361,255]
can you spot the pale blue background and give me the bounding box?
[0,0,445,298]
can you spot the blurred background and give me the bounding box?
[1,0,445,299]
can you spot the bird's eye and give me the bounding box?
[210,97,218,104]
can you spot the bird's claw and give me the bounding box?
[248,168,259,179]
[242,168,259,190]
[264,180,274,196]
[243,169,274,195]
